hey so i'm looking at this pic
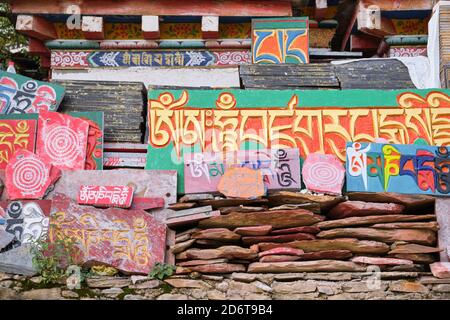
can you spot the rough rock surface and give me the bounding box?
[258,238,390,254]
[180,246,258,260]
[270,226,321,235]
[191,228,241,241]
[259,247,305,257]
[248,260,366,273]
[328,201,405,220]
[234,226,273,236]
[317,228,436,245]
[351,256,413,266]
[198,210,324,229]
[317,214,436,229]
[242,233,315,245]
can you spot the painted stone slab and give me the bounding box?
[184,148,300,194]
[146,89,450,193]
[45,169,177,206]
[36,110,89,170]
[51,50,251,68]
[69,111,104,170]
[77,185,134,208]
[0,71,65,114]
[346,142,450,196]
[103,152,146,168]
[5,150,61,200]
[436,198,450,262]
[302,153,345,195]
[252,17,309,64]
[0,200,51,246]
[0,114,38,169]
[218,167,265,199]
[49,194,166,274]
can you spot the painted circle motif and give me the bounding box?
[305,162,342,186]
[12,157,48,193]
[44,126,80,164]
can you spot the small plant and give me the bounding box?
[30,236,81,285]
[148,263,176,280]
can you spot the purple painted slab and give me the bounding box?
[184,148,300,194]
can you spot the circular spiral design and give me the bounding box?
[44,126,80,164]
[12,157,48,193]
[303,159,344,189]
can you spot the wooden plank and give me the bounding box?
[350,34,380,51]
[10,0,293,17]
[15,15,57,41]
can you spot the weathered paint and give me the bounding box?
[51,67,241,88]
[346,142,450,196]
[184,148,300,194]
[145,88,450,193]
[77,185,134,208]
[0,71,64,114]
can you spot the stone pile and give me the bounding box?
[169,191,441,275]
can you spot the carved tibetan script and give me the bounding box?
[346,142,450,196]
[145,89,450,193]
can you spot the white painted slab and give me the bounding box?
[51,67,241,88]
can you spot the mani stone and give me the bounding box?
[248,260,366,273]
[351,256,413,266]
[316,214,436,230]
[259,247,305,258]
[191,228,241,241]
[297,250,353,261]
[198,209,324,229]
[270,226,321,235]
[328,201,405,220]
[258,238,390,255]
[242,233,315,245]
[317,228,436,246]
[0,244,36,276]
[430,262,450,279]
[181,246,258,260]
[234,225,273,236]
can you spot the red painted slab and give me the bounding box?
[36,111,89,170]
[77,185,134,208]
[130,197,165,210]
[5,150,61,200]
[49,193,167,274]
[184,148,301,194]
[302,153,345,195]
[0,200,51,245]
[0,118,37,169]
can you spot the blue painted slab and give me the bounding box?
[346,142,450,196]
[88,50,215,67]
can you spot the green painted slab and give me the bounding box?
[145,88,450,193]
[0,71,65,114]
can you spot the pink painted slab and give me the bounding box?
[36,110,89,170]
[50,193,167,274]
[302,153,345,195]
[184,148,300,194]
[5,150,61,200]
[77,185,134,208]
